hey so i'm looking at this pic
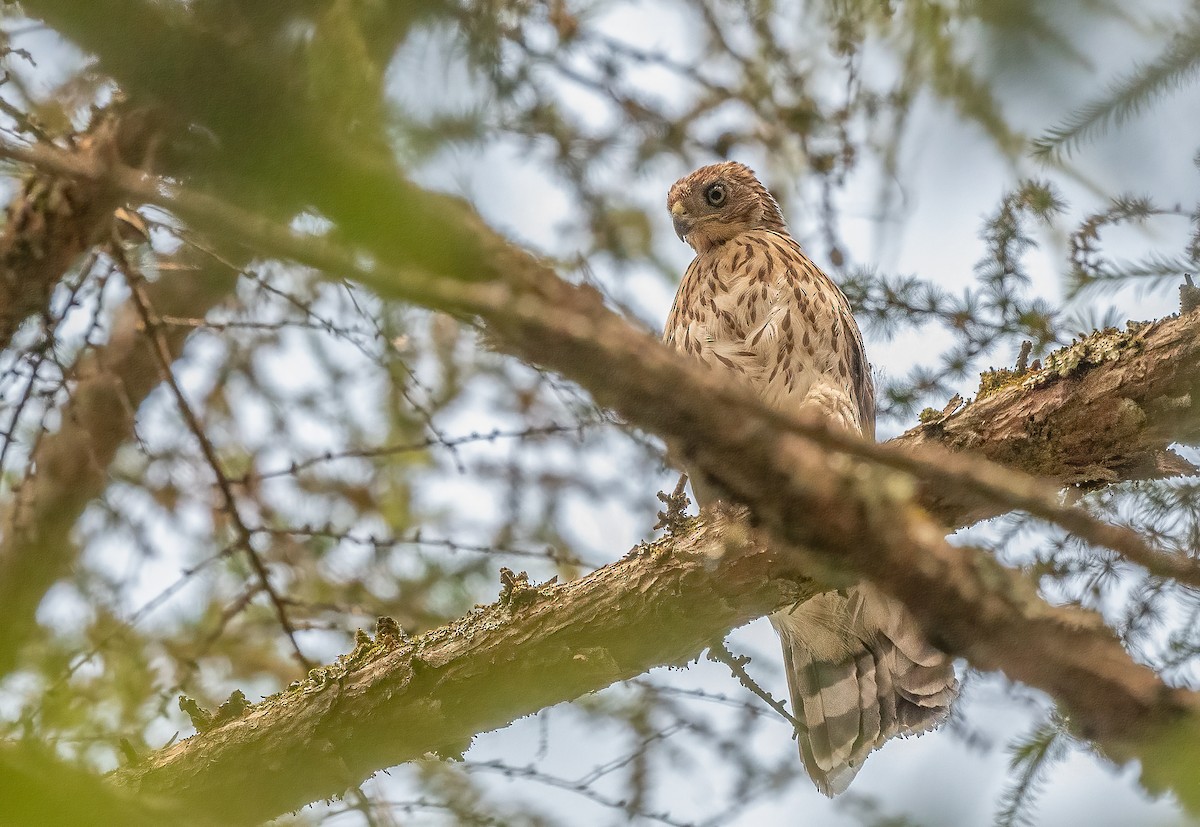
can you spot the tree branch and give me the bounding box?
[903,318,1200,518]
[0,108,160,351]
[0,743,215,827]
[111,516,809,824]
[4,7,1200,816]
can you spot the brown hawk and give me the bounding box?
[664,161,958,796]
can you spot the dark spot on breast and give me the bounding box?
[715,352,741,372]
[845,321,866,388]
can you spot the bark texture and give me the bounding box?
[111,517,808,824]
[905,317,1200,524]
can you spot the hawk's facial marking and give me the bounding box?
[667,161,788,253]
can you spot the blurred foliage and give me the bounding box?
[0,0,1197,825]
[994,711,1076,827]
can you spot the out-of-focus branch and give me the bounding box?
[0,249,237,678]
[0,743,214,827]
[123,264,313,669]
[0,108,160,351]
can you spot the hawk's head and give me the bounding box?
[667,161,788,254]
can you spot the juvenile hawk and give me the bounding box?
[664,161,957,795]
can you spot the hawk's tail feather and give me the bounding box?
[771,587,957,797]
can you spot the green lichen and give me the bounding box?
[212,689,249,726]
[306,666,333,691]
[498,566,557,610]
[975,366,1025,400]
[918,407,943,424]
[178,695,213,732]
[374,615,409,648]
[1023,321,1151,390]
[975,321,1153,400]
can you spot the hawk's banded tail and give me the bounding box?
[770,585,957,796]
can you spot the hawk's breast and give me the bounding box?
[664,230,873,437]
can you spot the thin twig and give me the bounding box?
[706,638,800,730]
[115,247,313,670]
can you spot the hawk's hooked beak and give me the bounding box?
[670,200,693,243]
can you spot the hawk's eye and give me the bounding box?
[705,183,727,207]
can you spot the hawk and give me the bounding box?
[664,161,957,795]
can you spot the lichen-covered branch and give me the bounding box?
[112,516,809,825]
[904,318,1200,524]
